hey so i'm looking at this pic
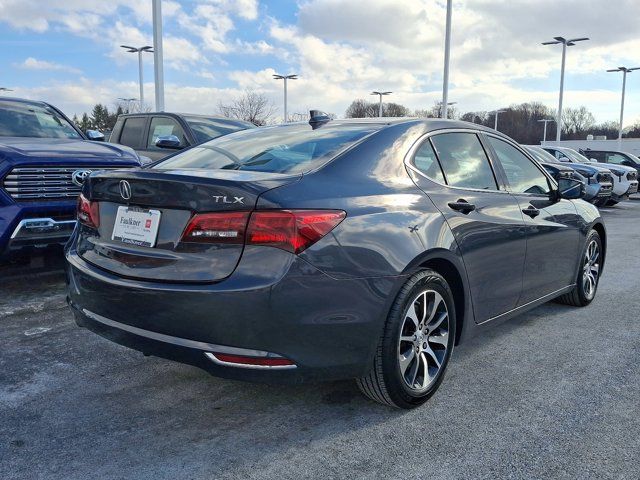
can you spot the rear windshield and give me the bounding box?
[183,116,254,144]
[153,123,380,174]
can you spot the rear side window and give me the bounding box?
[154,124,379,174]
[430,132,498,190]
[412,140,445,184]
[119,117,146,148]
[487,137,550,195]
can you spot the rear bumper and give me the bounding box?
[65,246,401,383]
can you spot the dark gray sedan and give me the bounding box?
[65,117,605,408]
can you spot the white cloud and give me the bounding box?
[17,57,82,74]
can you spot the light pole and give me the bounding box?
[118,97,137,113]
[437,101,456,119]
[607,66,640,150]
[152,0,165,111]
[538,119,555,143]
[491,109,505,130]
[120,45,153,107]
[273,74,298,123]
[542,36,589,141]
[441,0,453,119]
[371,91,392,117]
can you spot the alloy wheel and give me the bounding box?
[583,239,600,300]
[397,289,450,392]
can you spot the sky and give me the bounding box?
[0,0,639,126]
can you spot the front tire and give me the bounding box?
[556,229,602,307]
[357,270,456,409]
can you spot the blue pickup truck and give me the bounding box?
[0,97,142,261]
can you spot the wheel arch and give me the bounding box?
[591,221,606,272]
[404,249,472,346]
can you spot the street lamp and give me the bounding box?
[371,91,392,117]
[273,74,298,122]
[437,101,457,119]
[118,97,137,112]
[537,118,555,143]
[441,0,453,119]
[120,45,153,107]
[491,109,506,130]
[607,66,640,150]
[152,0,164,111]
[542,36,589,141]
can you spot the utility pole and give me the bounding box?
[441,0,453,119]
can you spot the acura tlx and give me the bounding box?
[65,114,605,408]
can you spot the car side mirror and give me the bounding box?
[86,129,105,141]
[557,177,585,200]
[155,135,182,149]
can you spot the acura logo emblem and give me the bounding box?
[71,169,92,187]
[119,180,132,200]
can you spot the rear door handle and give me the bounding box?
[448,200,476,214]
[522,206,540,218]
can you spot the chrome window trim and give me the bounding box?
[404,128,509,195]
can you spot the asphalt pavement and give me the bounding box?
[1,199,639,479]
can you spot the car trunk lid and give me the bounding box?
[77,168,300,282]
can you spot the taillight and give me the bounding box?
[180,209,345,254]
[247,210,346,254]
[181,212,250,243]
[77,194,100,228]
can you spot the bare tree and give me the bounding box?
[345,99,411,118]
[217,89,276,126]
[562,106,595,137]
[421,101,458,119]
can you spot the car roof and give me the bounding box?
[0,96,50,108]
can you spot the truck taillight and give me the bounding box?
[181,210,346,254]
[77,194,100,228]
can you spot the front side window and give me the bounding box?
[488,137,550,195]
[148,117,187,149]
[604,153,627,165]
[0,100,81,139]
[412,139,445,184]
[154,124,380,174]
[430,132,498,190]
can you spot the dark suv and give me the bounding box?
[66,118,605,409]
[110,113,255,161]
[581,148,640,176]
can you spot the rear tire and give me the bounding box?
[356,269,456,409]
[556,229,602,307]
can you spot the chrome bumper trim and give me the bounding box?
[10,218,76,239]
[81,308,292,364]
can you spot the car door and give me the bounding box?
[139,116,190,161]
[408,131,527,323]
[485,135,581,304]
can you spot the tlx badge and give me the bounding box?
[212,195,244,204]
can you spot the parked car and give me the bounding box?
[524,145,611,205]
[580,148,640,177]
[109,112,256,161]
[543,146,637,205]
[0,97,142,261]
[66,117,605,409]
